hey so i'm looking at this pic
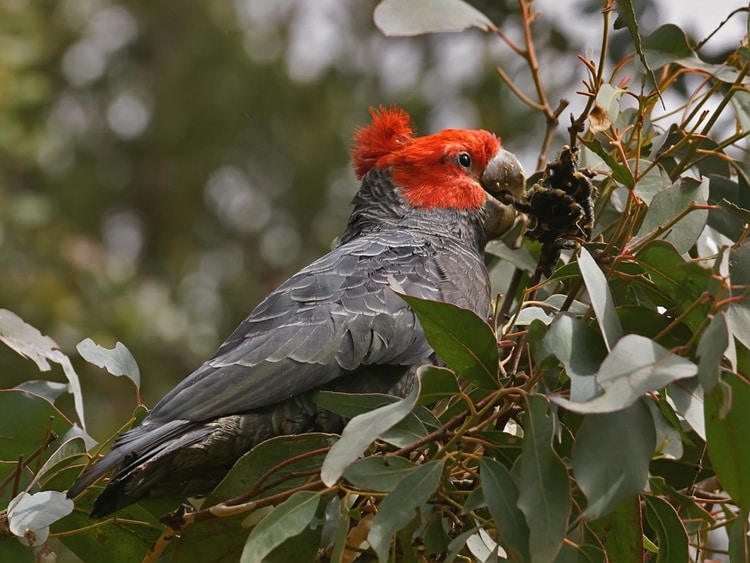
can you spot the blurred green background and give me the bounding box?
[0,0,742,440]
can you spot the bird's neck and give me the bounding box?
[338,169,488,251]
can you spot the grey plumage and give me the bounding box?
[68,125,525,517]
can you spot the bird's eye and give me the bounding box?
[457,152,472,169]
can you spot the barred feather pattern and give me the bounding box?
[69,146,500,518]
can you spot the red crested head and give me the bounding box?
[351,107,514,211]
[351,106,415,179]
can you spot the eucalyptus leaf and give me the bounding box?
[374,0,494,37]
[14,380,68,403]
[636,240,712,332]
[643,495,689,562]
[8,491,74,547]
[705,373,750,511]
[343,455,418,492]
[647,397,683,460]
[729,509,750,563]
[550,334,697,414]
[633,177,708,254]
[0,309,85,428]
[539,313,606,402]
[581,139,634,187]
[574,400,656,520]
[590,83,624,133]
[517,395,570,563]
[205,433,337,506]
[643,24,744,83]
[578,247,623,351]
[321,380,419,486]
[417,365,460,405]
[76,338,141,389]
[391,285,499,389]
[485,240,538,272]
[0,389,75,481]
[240,491,321,563]
[668,376,705,441]
[479,458,531,562]
[729,242,750,290]
[727,303,750,351]
[367,459,445,562]
[614,0,660,94]
[589,498,644,562]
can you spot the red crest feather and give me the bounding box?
[351,106,415,179]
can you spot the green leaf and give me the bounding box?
[632,160,671,205]
[649,476,714,526]
[705,372,750,511]
[643,495,689,562]
[164,433,337,563]
[643,24,744,83]
[321,380,419,486]
[642,23,692,58]
[367,459,445,562]
[76,338,141,389]
[573,400,656,520]
[539,313,607,402]
[633,177,708,254]
[479,458,531,562]
[517,395,570,563]
[729,242,750,291]
[13,380,68,403]
[727,303,750,351]
[417,365,460,405]
[698,311,729,391]
[423,510,451,555]
[312,391,398,418]
[729,509,750,563]
[668,377,705,441]
[206,433,337,506]
[34,428,92,487]
[578,247,623,351]
[589,498,644,563]
[444,527,481,562]
[343,455,418,492]
[550,334,697,414]
[0,309,85,429]
[392,287,499,389]
[0,308,63,372]
[311,390,433,447]
[486,240,538,273]
[8,491,74,546]
[240,490,321,563]
[707,176,750,241]
[374,0,494,37]
[0,538,34,563]
[589,83,624,133]
[516,306,555,326]
[646,397,683,460]
[54,507,162,563]
[262,516,323,563]
[614,0,660,95]
[730,89,750,134]
[580,139,634,187]
[636,240,712,331]
[327,496,349,563]
[0,390,75,484]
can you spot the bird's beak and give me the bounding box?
[481,148,526,203]
[480,148,526,240]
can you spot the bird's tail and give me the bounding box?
[67,419,210,516]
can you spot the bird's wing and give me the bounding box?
[147,234,444,422]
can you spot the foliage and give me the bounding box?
[2,0,750,561]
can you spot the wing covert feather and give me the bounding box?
[148,231,482,422]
